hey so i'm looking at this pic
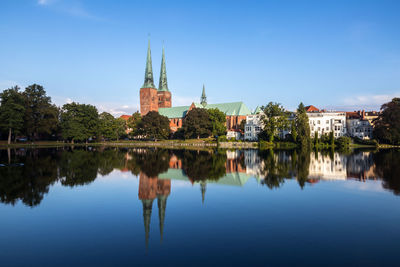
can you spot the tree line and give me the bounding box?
[1,84,399,144]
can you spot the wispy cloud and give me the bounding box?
[37,0,103,21]
[342,92,399,110]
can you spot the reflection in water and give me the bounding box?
[0,147,399,246]
[0,147,399,206]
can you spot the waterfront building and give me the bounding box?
[306,106,347,138]
[346,111,374,139]
[138,41,251,133]
[244,107,264,141]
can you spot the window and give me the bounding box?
[326,127,329,131]
[326,120,329,124]
[317,120,320,124]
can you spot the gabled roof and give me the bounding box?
[119,115,132,121]
[193,101,252,116]
[253,106,262,114]
[158,101,252,119]
[158,106,190,118]
[305,105,320,112]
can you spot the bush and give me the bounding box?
[217,135,227,142]
[335,136,352,148]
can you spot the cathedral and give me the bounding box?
[139,41,252,133]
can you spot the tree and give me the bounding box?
[373,98,400,145]
[23,84,58,140]
[136,111,170,140]
[127,111,141,137]
[182,108,213,139]
[207,108,226,136]
[290,120,298,142]
[99,112,117,140]
[261,102,290,141]
[114,118,127,141]
[0,86,25,144]
[60,102,99,143]
[295,102,311,147]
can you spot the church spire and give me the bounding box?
[142,39,156,89]
[157,195,168,243]
[158,45,169,92]
[200,84,207,106]
[200,181,206,204]
[141,199,154,249]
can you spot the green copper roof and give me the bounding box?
[141,39,156,89]
[159,101,251,119]
[200,84,207,106]
[194,101,252,116]
[158,46,169,92]
[158,106,190,118]
[253,106,262,114]
[158,168,252,187]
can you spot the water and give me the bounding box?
[0,147,399,266]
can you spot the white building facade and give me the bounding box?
[307,112,347,138]
[244,111,264,141]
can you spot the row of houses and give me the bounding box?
[244,105,379,141]
[123,41,379,141]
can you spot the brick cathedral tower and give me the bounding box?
[140,41,172,116]
[157,45,172,108]
[140,40,158,116]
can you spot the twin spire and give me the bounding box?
[142,39,169,91]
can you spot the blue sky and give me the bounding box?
[1,0,399,115]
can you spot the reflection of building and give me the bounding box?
[308,152,347,180]
[346,152,377,181]
[138,172,171,246]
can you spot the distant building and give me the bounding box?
[244,107,264,141]
[306,106,347,138]
[138,41,251,133]
[346,110,377,139]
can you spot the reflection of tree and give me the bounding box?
[258,149,290,189]
[295,148,311,189]
[59,149,100,187]
[128,149,170,177]
[179,150,226,182]
[374,150,400,195]
[97,148,127,176]
[0,149,59,207]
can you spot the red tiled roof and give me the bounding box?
[346,112,360,119]
[305,105,320,112]
[119,115,132,121]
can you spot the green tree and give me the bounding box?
[373,98,400,145]
[295,102,311,147]
[261,102,290,141]
[182,108,213,139]
[127,111,142,137]
[0,86,25,144]
[114,118,127,141]
[207,108,227,136]
[23,84,58,140]
[290,120,298,142]
[136,111,170,140]
[60,102,99,143]
[329,131,335,147]
[99,112,117,140]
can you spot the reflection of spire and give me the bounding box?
[200,181,207,204]
[157,195,168,242]
[141,199,154,249]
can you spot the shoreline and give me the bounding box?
[0,140,398,149]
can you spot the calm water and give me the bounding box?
[0,147,399,266]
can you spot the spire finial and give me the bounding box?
[158,44,169,91]
[200,84,207,106]
[142,39,156,89]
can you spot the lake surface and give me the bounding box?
[0,147,399,266]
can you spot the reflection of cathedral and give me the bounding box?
[138,172,170,246]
